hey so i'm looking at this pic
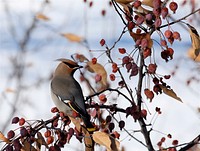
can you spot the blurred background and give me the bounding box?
[0,0,200,150]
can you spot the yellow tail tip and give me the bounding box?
[87,127,96,132]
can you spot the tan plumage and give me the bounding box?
[50,58,95,132]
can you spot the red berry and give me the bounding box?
[106,115,112,123]
[44,130,51,138]
[118,48,126,54]
[148,63,157,74]
[144,89,154,102]
[20,127,28,137]
[154,18,162,28]
[7,130,15,139]
[112,63,118,69]
[164,30,172,39]
[122,56,130,65]
[161,7,168,19]
[143,48,151,59]
[51,107,59,113]
[12,117,19,124]
[19,118,25,126]
[112,131,120,139]
[109,74,116,81]
[153,0,161,9]
[141,109,147,119]
[173,31,181,40]
[100,39,105,46]
[118,120,125,130]
[101,10,106,16]
[99,94,107,104]
[92,57,97,64]
[172,139,179,145]
[133,0,141,9]
[89,1,93,7]
[161,137,166,142]
[141,38,148,49]
[167,134,172,138]
[47,136,54,145]
[108,122,115,132]
[169,2,178,13]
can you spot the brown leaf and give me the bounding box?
[86,61,108,88]
[5,88,15,93]
[61,33,84,42]
[159,85,182,102]
[130,32,153,48]
[115,0,134,5]
[93,131,120,151]
[36,132,49,149]
[0,131,9,143]
[36,13,50,21]
[187,47,200,62]
[187,24,200,58]
[142,0,154,8]
[21,140,37,151]
[69,117,94,151]
[75,54,89,62]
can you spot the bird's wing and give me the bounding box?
[51,76,88,116]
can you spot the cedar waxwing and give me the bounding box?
[51,58,95,132]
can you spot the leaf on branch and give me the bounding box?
[92,131,120,151]
[187,47,200,62]
[115,0,134,5]
[21,140,37,151]
[141,0,154,8]
[159,85,182,102]
[187,23,200,59]
[130,32,153,48]
[36,132,49,149]
[61,33,84,42]
[36,13,50,21]
[75,54,89,62]
[0,131,9,143]
[86,61,108,89]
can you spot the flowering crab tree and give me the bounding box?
[0,0,200,151]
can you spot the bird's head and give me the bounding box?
[54,58,83,76]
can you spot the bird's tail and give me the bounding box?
[81,115,96,133]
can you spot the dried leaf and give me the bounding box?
[36,13,50,21]
[142,0,154,8]
[61,33,84,42]
[5,88,15,93]
[115,0,134,5]
[93,131,120,151]
[76,54,89,62]
[36,132,49,149]
[21,140,37,151]
[0,131,9,143]
[130,32,153,48]
[159,85,182,102]
[187,47,200,62]
[86,61,108,88]
[187,24,200,58]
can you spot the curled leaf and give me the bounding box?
[130,32,153,48]
[75,54,89,62]
[93,131,120,151]
[159,85,182,102]
[86,61,108,88]
[36,13,50,21]
[61,33,84,42]
[187,47,200,62]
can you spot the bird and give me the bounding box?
[50,58,95,132]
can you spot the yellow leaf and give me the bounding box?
[0,131,9,143]
[21,140,37,151]
[159,85,182,102]
[36,132,49,149]
[115,0,134,4]
[187,24,200,58]
[93,131,120,151]
[187,47,200,62]
[36,13,50,21]
[86,61,108,88]
[61,33,84,42]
